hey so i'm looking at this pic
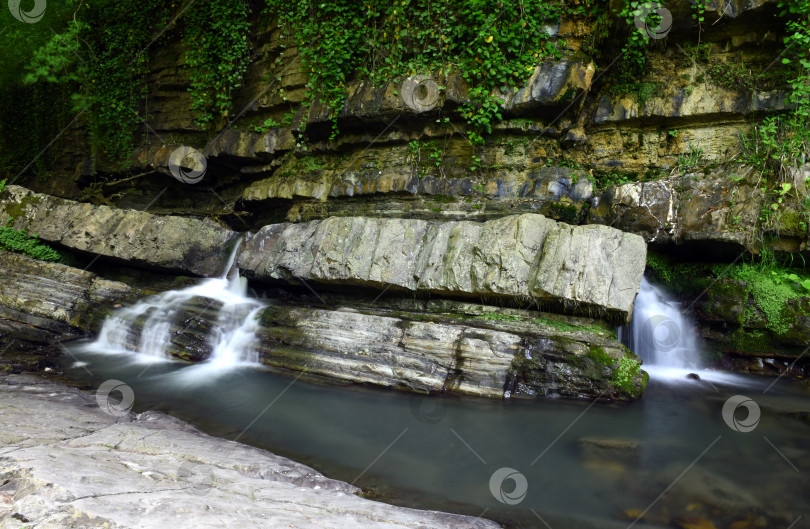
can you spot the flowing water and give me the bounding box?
[619,277,756,386]
[60,274,810,528]
[84,242,263,370]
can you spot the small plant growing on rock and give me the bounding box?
[0,217,63,263]
[612,355,642,396]
[675,143,704,173]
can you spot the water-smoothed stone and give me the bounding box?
[0,250,131,344]
[254,303,644,400]
[240,214,647,321]
[0,185,241,277]
[0,374,500,529]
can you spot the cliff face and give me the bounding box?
[2,0,808,384]
[23,0,793,217]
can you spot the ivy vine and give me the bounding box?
[184,0,253,125]
[13,0,253,166]
[265,0,563,145]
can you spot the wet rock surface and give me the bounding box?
[0,250,132,345]
[0,374,500,529]
[255,302,643,400]
[589,167,776,259]
[103,290,644,401]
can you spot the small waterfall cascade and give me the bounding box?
[86,240,264,367]
[619,277,702,369]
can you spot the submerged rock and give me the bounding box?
[0,185,241,277]
[240,214,647,321]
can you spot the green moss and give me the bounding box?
[535,316,611,336]
[649,250,810,338]
[482,312,521,322]
[431,194,455,204]
[546,202,579,223]
[3,195,40,220]
[775,209,806,235]
[730,328,770,355]
[299,156,325,172]
[587,345,614,367]
[0,222,62,263]
[645,251,714,295]
[609,82,659,105]
[729,264,803,335]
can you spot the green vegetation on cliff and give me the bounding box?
[647,250,810,337]
[0,0,253,168]
[265,0,564,144]
[6,0,804,171]
[0,223,63,263]
[741,0,810,219]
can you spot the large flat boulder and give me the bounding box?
[240,214,646,321]
[0,374,500,529]
[0,185,240,277]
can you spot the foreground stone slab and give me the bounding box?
[0,185,240,277]
[240,214,646,321]
[0,374,500,529]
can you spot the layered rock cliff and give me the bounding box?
[0,184,647,400]
[1,0,808,387]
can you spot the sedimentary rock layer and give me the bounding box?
[255,304,644,400]
[0,185,240,277]
[103,293,645,400]
[240,214,647,320]
[0,250,131,343]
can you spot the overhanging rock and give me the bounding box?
[239,214,646,321]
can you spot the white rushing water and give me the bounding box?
[622,277,702,369]
[621,277,758,387]
[84,241,264,369]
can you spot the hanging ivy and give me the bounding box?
[184,0,253,125]
[265,0,564,144]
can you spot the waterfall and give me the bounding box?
[85,240,264,368]
[620,277,702,369]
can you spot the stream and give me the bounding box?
[56,267,810,528]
